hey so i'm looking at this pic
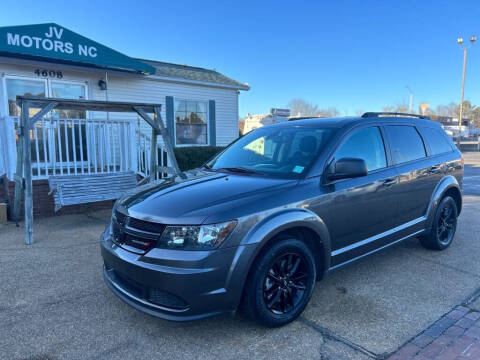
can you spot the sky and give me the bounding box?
[1,0,479,117]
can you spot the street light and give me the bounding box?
[457,35,476,146]
[406,85,414,112]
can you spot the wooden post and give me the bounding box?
[134,106,182,178]
[22,101,34,245]
[13,101,58,223]
[153,106,181,175]
[13,115,25,223]
[149,116,158,182]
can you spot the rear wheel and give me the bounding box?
[242,238,316,327]
[419,196,458,250]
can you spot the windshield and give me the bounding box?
[207,126,337,178]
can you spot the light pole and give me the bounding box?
[406,86,414,113]
[457,35,476,146]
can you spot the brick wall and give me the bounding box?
[0,176,114,219]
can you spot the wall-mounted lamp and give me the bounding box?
[98,79,107,91]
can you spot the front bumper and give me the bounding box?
[101,229,257,321]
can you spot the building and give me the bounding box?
[430,115,472,138]
[0,23,249,216]
[243,108,290,134]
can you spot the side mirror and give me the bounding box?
[327,157,368,181]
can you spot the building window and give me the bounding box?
[175,100,208,145]
[50,81,86,119]
[6,78,46,117]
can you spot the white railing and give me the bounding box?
[0,116,16,179]
[11,116,137,179]
[2,116,169,181]
[136,129,168,180]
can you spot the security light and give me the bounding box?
[457,38,464,45]
[470,36,477,43]
[98,79,107,91]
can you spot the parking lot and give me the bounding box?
[1,152,479,360]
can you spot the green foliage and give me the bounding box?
[173,146,225,171]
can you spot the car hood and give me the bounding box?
[116,170,297,224]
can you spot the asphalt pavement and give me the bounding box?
[0,152,479,360]
[463,152,480,196]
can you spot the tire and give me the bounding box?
[419,196,458,250]
[242,238,316,327]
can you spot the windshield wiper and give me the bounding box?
[216,167,263,175]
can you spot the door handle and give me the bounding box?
[428,165,442,173]
[383,178,397,186]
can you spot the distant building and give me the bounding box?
[430,115,472,137]
[243,108,290,133]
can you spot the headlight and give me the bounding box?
[158,220,237,250]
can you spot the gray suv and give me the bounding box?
[101,113,463,327]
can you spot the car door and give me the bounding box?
[321,125,399,266]
[383,124,435,227]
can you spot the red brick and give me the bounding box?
[464,311,480,322]
[412,334,434,348]
[431,335,453,347]
[394,343,421,358]
[456,317,475,329]
[464,326,480,339]
[435,336,475,359]
[446,309,466,320]
[456,306,470,313]
[413,355,429,360]
[444,325,465,338]
[419,343,443,358]
[2,177,113,219]
[460,342,480,358]
[386,355,405,360]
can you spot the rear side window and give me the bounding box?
[334,126,387,171]
[420,127,453,155]
[385,126,426,164]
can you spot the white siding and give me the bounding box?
[0,58,240,147]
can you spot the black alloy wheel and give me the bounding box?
[419,196,458,250]
[263,252,309,315]
[436,200,456,246]
[242,238,316,327]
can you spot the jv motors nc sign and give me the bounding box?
[0,23,155,74]
[7,25,98,58]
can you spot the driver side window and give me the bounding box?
[334,127,387,172]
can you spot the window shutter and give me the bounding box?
[209,100,216,146]
[165,96,175,145]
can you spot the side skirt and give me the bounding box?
[327,229,425,272]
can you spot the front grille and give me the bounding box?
[128,217,166,234]
[115,210,127,225]
[105,262,188,310]
[148,287,188,309]
[112,212,165,253]
[123,234,155,252]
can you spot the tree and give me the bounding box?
[317,107,340,117]
[287,98,319,117]
[287,98,339,117]
[435,102,458,117]
[382,101,410,113]
[238,117,245,135]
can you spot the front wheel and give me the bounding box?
[419,196,458,250]
[242,238,316,327]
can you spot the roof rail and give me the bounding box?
[361,112,430,119]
